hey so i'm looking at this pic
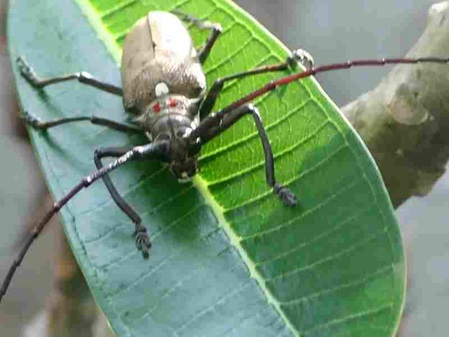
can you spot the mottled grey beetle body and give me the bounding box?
[7,9,304,280]
[121,11,206,140]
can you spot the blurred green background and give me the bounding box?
[0,0,447,336]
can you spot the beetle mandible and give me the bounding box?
[1,9,448,302]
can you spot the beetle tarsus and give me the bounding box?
[21,110,45,129]
[288,49,315,70]
[171,9,221,30]
[274,184,297,207]
[17,57,40,85]
[133,224,151,259]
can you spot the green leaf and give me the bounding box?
[8,0,404,336]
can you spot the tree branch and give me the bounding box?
[47,228,96,337]
[341,1,449,207]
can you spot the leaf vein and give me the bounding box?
[266,228,388,282]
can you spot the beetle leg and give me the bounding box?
[198,48,316,119]
[94,147,153,258]
[21,110,141,133]
[199,49,315,119]
[0,143,168,302]
[17,57,123,96]
[195,104,296,207]
[199,60,292,119]
[171,9,222,64]
[197,23,222,64]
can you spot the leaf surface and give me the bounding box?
[8,0,404,336]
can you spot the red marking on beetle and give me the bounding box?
[153,102,161,113]
[169,98,177,107]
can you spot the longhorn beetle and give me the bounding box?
[1,9,448,302]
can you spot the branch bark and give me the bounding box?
[341,2,449,207]
[47,228,96,337]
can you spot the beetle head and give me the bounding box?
[166,124,202,183]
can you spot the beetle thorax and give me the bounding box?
[133,94,199,138]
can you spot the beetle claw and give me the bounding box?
[17,57,38,83]
[274,184,297,207]
[133,225,151,259]
[288,49,314,70]
[21,111,44,128]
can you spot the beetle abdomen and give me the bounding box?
[121,11,206,113]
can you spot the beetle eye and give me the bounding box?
[176,127,192,138]
[192,85,205,97]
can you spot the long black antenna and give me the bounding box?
[222,56,449,114]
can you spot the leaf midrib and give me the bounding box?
[193,176,301,336]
